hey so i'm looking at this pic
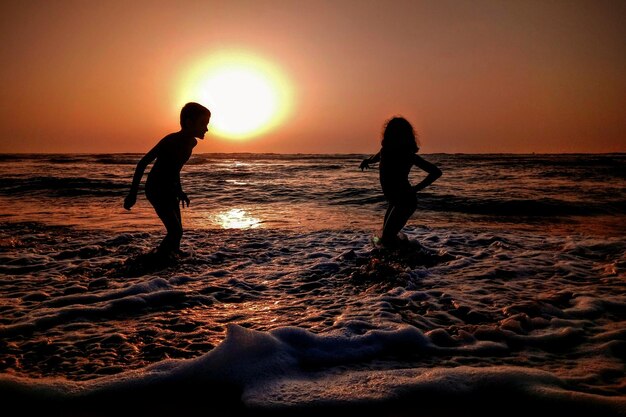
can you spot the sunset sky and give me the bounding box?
[1,0,624,154]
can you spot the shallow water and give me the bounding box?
[0,153,625,416]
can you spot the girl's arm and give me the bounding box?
[412,154,442,193]
[123,143,160,210]
[359,151,381,170]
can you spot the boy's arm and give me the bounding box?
[123,144,159,210]
[359,151,381,170]
[175,173,190,208]
[412,154,442,193]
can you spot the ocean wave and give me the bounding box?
[415,194,626,216]
[0,176,127,197]
[1,324,624,417]
[0,218,624,416]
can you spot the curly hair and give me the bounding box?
[381,116,420,153]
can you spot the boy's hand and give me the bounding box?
[179,192,190,208]
[359,159,370,171]
[124,193,136,210]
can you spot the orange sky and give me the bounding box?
[1,0,625,154]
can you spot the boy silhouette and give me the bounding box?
[124,102,211,257]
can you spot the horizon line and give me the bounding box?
[0,151,624,156]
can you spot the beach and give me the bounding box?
[0,153,625,416]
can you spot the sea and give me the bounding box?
[0,153,624,416]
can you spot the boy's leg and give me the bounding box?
[152,201,183,254]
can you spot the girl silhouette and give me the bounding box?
[360,116,442,246]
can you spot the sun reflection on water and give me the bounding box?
[215,208,261,229]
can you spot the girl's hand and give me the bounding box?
[359,159,370,171]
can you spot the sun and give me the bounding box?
[177,50,293,140]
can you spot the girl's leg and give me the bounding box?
[382,204,394,235]
[381,198,417,245]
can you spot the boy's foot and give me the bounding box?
[173,249,192,258]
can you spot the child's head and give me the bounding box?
[180,102,211,138]
[180,102,211,128]
[381,116,420,153]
